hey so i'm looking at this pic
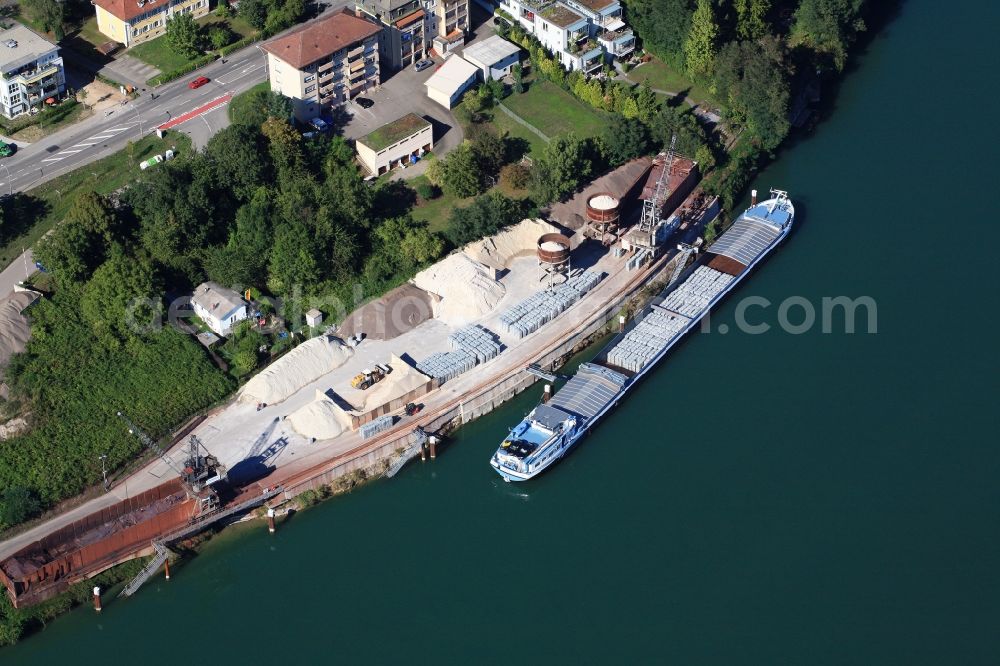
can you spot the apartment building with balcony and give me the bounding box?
[430,0,469,56]
[0,25,65,120]
[499,0,634,73]
[355,0,427,70]
[93,0,209,47]
[261,9,381,123]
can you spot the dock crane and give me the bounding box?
[639,134,678,234]
[116,411,227,514]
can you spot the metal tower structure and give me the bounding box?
[639,134,677,233]
[116,410,183,476]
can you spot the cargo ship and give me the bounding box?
[490,189,794,482]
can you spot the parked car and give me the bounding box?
[188,76,210,89]
[355,97,374,109]
[414,59,434,72]
[0,141,16,158]
[308,117,330,132]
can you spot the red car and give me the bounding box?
[188,76,210,89]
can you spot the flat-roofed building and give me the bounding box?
[93,0,209,47]
[262,9,382,123]
[356,112,433,175]
[355,0,427,70]
[462,35,521,80]
[424,54,478,109]
[0,24,65,119]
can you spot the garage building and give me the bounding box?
[424,55,480,109]
[356,113,434,176]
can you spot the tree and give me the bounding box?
[204,124,272,201]
[791,0,866,71]
[530,133,593,204]
[165,13,202,59]
[80,248,160,348]
[261,117,306,181]
[713,36,790,150]
[626,0,694,67]
[0,486,41,528]
[267,221,319,295]
[229,88,293,127]
[651,104,710,158]
[470,128,508,178]
[370,217,444,273]
[684,0,719,78]
[513,63,524,94]
[635,81,661,123]
[602,117,651,166]
[445,192,527,246]
[203,188,274,287]
[21,0,64,39]
[427,144,483,198]
[208,25,234,51]
[238,0,269,30]
[33,192,115,288]
[734,0,771,41]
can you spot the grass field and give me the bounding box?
[408,174,472,233]
[501,80,606,140]
[0,134,193,266]
[130,14,258,71]
[625,57,718,108]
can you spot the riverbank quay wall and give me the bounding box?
[274,246,688,500]
[0,480,197,608]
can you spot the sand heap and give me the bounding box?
[463,218,560,270]
[239,336,352,405]
[287,390,354,441]
[360,355,431,412]
[412,252,505,325]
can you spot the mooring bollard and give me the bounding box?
[421,442,427,462]
[93,586,102,612]
[164,559,170,581]
[542,384,552,403]
[429,436,437,460]
[619,315,626,332]
[267,508,276,534]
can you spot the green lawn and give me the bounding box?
[625,57,718,108]
[408,174,472,233]
[130,14,258,71]
[500,80,606,140]
[0,134,192,267]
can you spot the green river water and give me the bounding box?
[4,1,998,662]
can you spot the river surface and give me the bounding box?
[5,1,998,663]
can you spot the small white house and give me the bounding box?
[191,282,248,337]
[462,35,521,81]
[305,308,324,328]
[424,55,480,109]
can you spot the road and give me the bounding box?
[0,46,268,297]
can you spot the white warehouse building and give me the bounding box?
[424,55,480,109]
[462,35,521,80]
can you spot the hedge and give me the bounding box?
[147,54,218,87]
[219,32,264,57]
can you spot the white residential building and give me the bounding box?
[462,35,521,80]
[191,282,248,337]
[0,25,65,120]
[498,0,634,74]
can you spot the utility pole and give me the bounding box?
[99,454,109,491]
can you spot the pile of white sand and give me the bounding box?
[464,218,560,270]
[361,356,431,412]
[239,336,352,405]
[287,390,354,441]
[412,252,505,325]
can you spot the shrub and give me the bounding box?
[415,181,439,200]
[500,163,530,190]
